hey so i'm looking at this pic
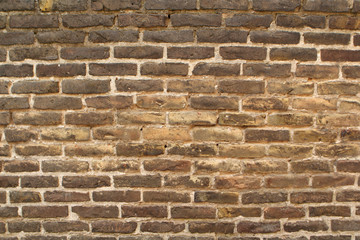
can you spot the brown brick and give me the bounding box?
[337,191,360,202]
[137,96,186,110]
[219,144,265,158]
[8,221,41,233]
[219,113,265,127]
[317,114,360,127]
[66,112,113,126]
[118,13,166,27]
[144,30,193,43]
[171,14,221,27]
[39,0,88,11]
[355,35,360,46]
[237,221,280,233]
[194,191,238,204]
[10,191,40,203]
[0,48,5,61]
[63,176,110,188]
[332,220,360,231]
[169,144,216,157]
[10,47,58,61]
[141,63,188,76]
[318,82,360,95]
[0,145,10,156]
[226,14,272,28]
[215,176,261,190]
[189,222,234,234]
[4,161,39,172]
[37,64,85,77]
[197,29,248,43]
[92,160,139,172]
[165,176,209,189]
[44,191,90,202]
[122,206,167,218]
[93,191,140,202]
[245,129,290,142]
[115,46,163,59]
[253,0,300,11]
[13,112,62,125]
[168,47,214,59]
[329,16,360,29]
[270,48,317,61]
[296,64,339,79]
[192,127,243,142]
[114,175,161,188]
[86,96,132,109]
[23,206,68,218]
[0,176,18,188]
[63,14,114,28]
[220,46,266,60]
[10,15,59,28]
[293,98,337,111]
[284,221,328,232]
[243,160,287,174]
[268,81,314,95]
[243,63,291,77]
[190,96,239,110]
[117,143,165,156]
[171,207,216,219]
[322,49,360,62]
[145,0,196,9]
[89,30,138,43]
[304,33,350,45]
[34,96,82,110]
[0,32,34,45]
[65,145,113,157]
[41,128,89,141]
[304,0,350,12]
[311,236,351,240]
[0,64,33,77]
[268,113,313,127]
[315,144,359,158]
[43,221,89,233]
[337,160,360,172]
[12,80,58,94]
[141,222,185,233]
[276,14,325,28]
[200,0,248,9]
[264,207,305,219]
[339,99,360,112]
[265,176,309,188]
[242,192,287,204]
[219,80,265,94]
[250,31,300,44]
[36,31,85,44]
[218,207,261,218]
[168,80,214,93]
[118,112,165,125]
[312,174,355,188]
[291,160,332,173]
[0,97,29,110]
[143,191,190,203]
[5,129,37,142]
[0,112,10,125]
[21,176,58,188]
[61,47,109,60]
[243,98,288,111]
[93,127,140,141]
[92,0,141,10]
[92,221,137,233]
[291,191,332,204]
[15,145,61,156]
[169,112,217,126]
[0,0,34,11]
[42,160,89,173]
[0,207,18,217]
[144,159,191,172]
[0,192,5,203]
[72,206,118,218]
[64,80,110,94]
[90,63,137,76]
[310,206,350,217]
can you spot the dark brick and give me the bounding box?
[296,64,339,79]
[144,160,191,172]
[243,98,288,111]
[194,191,238,204]
[168,47,214,59]
[0,145,10,156]
[0,192,5,203]
[220,47,266,60]
[0,176,18,188]
[143,191,190,203]
[89,30,138,43]
[242,192,287,204]
[0,16,5,29]
[115,46,163,59]
[10,15,58,28]
[34,96,82,110]
[92,221,137,233]
[8,221,41,233]
[72,206,118,218]
[0,32,34,45]
[122,205,167,218]
[10,47,58,61]
[219,80,265,94]
[0,49,5,61]
[145,0,196,10]
[116,143,165,156]
[303,0,350,12]
[321,49,360,62]
[89,63,137,76]
[291,192,332,203]
[168,80,214,93]
[312,175,355,188]
[92,0,141,10]
[114,175,161,188]
[190,96,239,110]
[337,191,360,202]
[171,14,221,27]
[12,80,59,94]
[44,191,90,202]
[193,63,240,76]
[253,0,300,11]
[304,33,350,45]
[0,65,33,77]
[10,191,40,203]
[200,0,248,9]
[284,221,328,232]
[197,29,247,43]
[0,207,18,217]
[86,96,132,109]
[0,97,29,109]
[189,222,234,234]
[43,221,89,233]
[23,206,68,218]
[237,221,280,233]
[243,63,291,77]
[13,112,62,125]
[37,31,85,44]
[310,236,351,240]
[144,30,193,43]
[61,47,109,60]
[276,14,325,28]
[171,207,216,219]
[39,0,88,11]
[118,13,166,27]
[141,222,184,233]
[270,48,317,61]
[4,160,39,172]
[0,112,10,125]
[337,160,360,172]
[63,79,110,94]
[42,160,89,173]
[318,81,360,95]
[245,130,290,142]
[0,0,34,11]
[21,176,58,188]
[165,176,209,188]
[355,35,360,45]
[63,176,110,188]
[291,160,332,173]
[116,79,163,92]
[226,14,272,28]
[37,64,85,77]
[63,14,114,28]
[141,63,188,76]
[250,31,300,44]
[265,176,309,188]
[93,191,140,202]
[343,66,360,78]
[310,206,351,217]
[218,207,261,218]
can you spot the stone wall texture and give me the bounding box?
[1,0,360,239]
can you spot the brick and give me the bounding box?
[219,144,265,158]
[72,206,118,218]
[242,192,287,204]
[34,96,82,110]
[318,82,360,95]
[304,33,350,45]
[116,143,165,156]
[66,112,113,126]
[0,97,29,110]
[23,206,68,218]
[317,114,360,127]
[293,98,337,110]
[10,191,40,203]
[15,145,61,156]
[165,176,209,188]
[44,191,90,202]
[312,175,355,188]
[168,80,214,93]
[144,127,190,141]
[171,14,221,27]
[0,145,10,156]
[192,127,243,142]
[143,191,190,203]
[339,99,360,112]
[141,63,188,76]
[93,127,139,141]
[93,191,140,202]
[253,0,300,11]
[4,161,39,172]
[43,221,89,233]
[265,176,309,188]
[332,220,360,231]
[118,13,166,27]
[0,176,18,188]
[92,221,137,233]
[10,47,58,61]
[0,0,34,10]
[243,98,288,111]
[13,112,62,125]
[237,221,280,233]
[337,191,360,202]
[42,160,89,173]
[63,14,114,28]
[268,81,314,95]
[220,47,266,60]
[291,192,332,204]
[4,129,36,142]
[36,30,85,44]
[243,63,291,77]
[89,30,138,43]
[215,176,261,190]
[137,96,186,110]
[92,160,139,172]
[284,221,328,232]
[226,14,272,28]
[190,96,238,110]
[310,206,350,217]
[264,207,305,219]
[337,160,360,172]
[168,47,214,59]
[0,16,5,29]
[200,0,248,9]
[0,207,18,217]
[0,64,33,77]
[114,175,161,188]
[0,112,10,125]
[189,222,234,234]
[193,63,240,76]
[115,46,162,59]
[61,47,109,60]
[245,130,290,142]
[0,49,5,61]
[21,176,58,188]
[270,48,317,61]
[63,176,110,188]
[355,35,360,46]
[144,159,191,172]
[315,144,359,158]
[144,30,193,43]
[62,79,110,94]
[304,0,350,12]
[10,15,58,28]
[118,112,165,125]
[90,63,137,76]
[0,192,5,203]
[122,206,167,218]
[0,32,34,45]
[219,80,265,94]
[65,145,113,157]
[296,65,339,79]
[141,222,185,233]
[268,113,313,127]
[12,80,58,94]
[250,31,300,44]
[145,0,196,9]
[197,29,248,43]
[243,160,287,174]
[116,79,163,92]
[291,160,332,173]
[322,49,360,62]
[311,236,351,240]
[37,64,85,77]
[8,221,41,232]
[39,0,88,11]
[194,191,238,204]
[169,112,217,125]
[171,207,216,219]
[276,14,325,28]
[92,0,141,10]
[86,96,132,109]
[218,207,261,218]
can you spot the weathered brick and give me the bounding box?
[215,176,261,190]
[89,30,138,43]
[0,176,18,188]
[34,96,82,110]
[226,14,272,28]
[63,176,110,188]
[237,221,280,233]
[268,81,314,95]
[168,47,214,59]
[63,14,114,28]
[144,30,193,43]
[219,144,265,158]
[141,222,185,233]
[0,192,5,203]
[291,191,332,204]
[92,160,139,172]
[65,145,113,157]
[116,79,162,92]
[12,80,59,94]
[10,191,40,203]
[117,143,165,156]
[39,0,88,11]
[168,80,214,93]
[318,82,360,95]
[171,207,216,219]
[10,47,58,61]
[200,0,248,9]
[337,160,360,172]
[310,236,351,240]
[143,191,190,203]
[165,176,209,189]
[317,114,360,127]
[268,113,313,126]
[0,64,33,77]
[270,48,317,61]
[296,64,339,79]
[8,221,41,233]
[171,14,221,27]
[264,207,305,219]
[137,96,186,110]
[337,191,360,202]
[66,112,113,126]
[243,63,291,77]
[10,15,58,28]
[93,127,139,141]
[92,221,137,233]
[315,144,359,158]
[0,145,10,156]
[169,112,217,125]
[44,191,90,202]
[312,174,355,188]
[144,159,191,172]
[86,96,132,109]
[339,99,360,112]
[293,98,337,110]
[276,14,325,28]
[92,0,141,10]
[322,49,360,62]
[332,220,360,231]
[21,176,58,188]
[143,127,190,141]
[15,145,61,156]
[145,0,196,9]
[355,35,360,46]
[253,0,300,11]
[61,47,109,60]
[42,160,89,173]
[23,206,68,218]
[93,191,140,202]
[265,176,309,188]
[245,129,290,142]
[0,48,5,61]
[218,207,261,218]
[36,31,85,44]
[141,63,188,76]
[190,96,239,110]
[63,79,109,94]
[118,13,166,27]
[303,0,350,12]
[0,32,34,45]
[118,112,165,125]
[194,191,238,204]
[291,160,332,173]
[193,63,240,76]
[310,206,350,217]
[72,206,118,218]
[189,222,234,234]
[243,98,288,111]
[43,221,89,233]
[13,112,62,125]
[269,145,313,159]
[250,31,300,44]
[114,175,161,188]
[0,112,10,125]
[0,0,34,11]
[4,161,39,172]
[37,64,85,77]
[197,29,248,43]
[284,221,328,232]
[242,192,287,204]
[122,206,167,218]
[220,47,266,60]
[304,33,350,45]
[192,127,243,142]
[115,46,163,59]
[243,160,287,174]
[90,63,136,76]
[5,129,37,142]
[0,207,18,217]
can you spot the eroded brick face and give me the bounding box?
[0,0,359,239]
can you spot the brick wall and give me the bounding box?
[1,0,360,239]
